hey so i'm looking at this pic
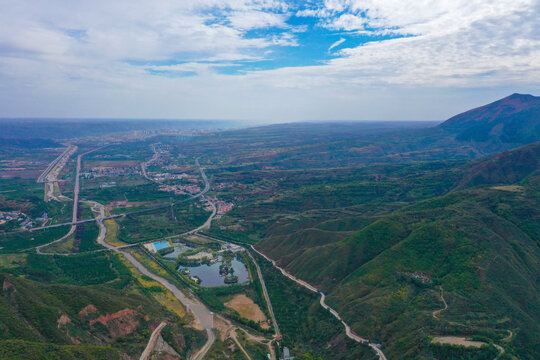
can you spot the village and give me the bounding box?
[0,210,42,229]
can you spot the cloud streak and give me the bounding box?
[328,38,346,51]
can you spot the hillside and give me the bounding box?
[440,93,540,143]
[456,141,540,189]
[0,252,204,360]
[250,143,540,359]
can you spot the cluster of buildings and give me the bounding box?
[215,200,234,215]
[401,271,432,285]
[0,211,35,229]
[164,163,185,171]
[221,243,243,253]
[206,197,234,216]
[158,183,201,195]
[151,172,190,182]
[100,181,117,188]
[81,166,140,178]
[213,182,234,190]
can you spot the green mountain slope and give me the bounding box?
[0,252,201,360]
[253,143,540,359]
[456,141,540,189]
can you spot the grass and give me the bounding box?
[118,255,188,320]
[254,252,374,359]
[0,226,71,253]
[0,254,27,268]
[103,219,126,247]
[39,232,75,253]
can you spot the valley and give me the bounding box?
[0,94,539,360]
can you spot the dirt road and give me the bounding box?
[251,246,387,360]
[433,286,448,319]
[139,321,167,360]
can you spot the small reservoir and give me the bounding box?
[180,255,249,287]
[153,241,171,251]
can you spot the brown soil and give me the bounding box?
[432,336,486,348]
[79,304,98,317]
[89,308,141,337]
[57,314,71,328]
[225,294,269,329]
[3,279,14,291]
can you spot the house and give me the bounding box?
[282,347,294,360]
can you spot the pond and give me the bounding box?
[162,243,195,259]
[153,241,171,251]
[180,255,249,287]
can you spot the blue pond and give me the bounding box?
[153,241,171,251]
[180,256,249,287]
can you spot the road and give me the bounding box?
[250,246,388,360]
[33,154,271,360]
[245,249,280,338]
[190,157,211,199]
[186,197,216,235]
[35,225,76,255]
[38,145,78,202]
[91,199,216,360]
[139,321,167,360]
[433,286,448,319]
[72,153,83,226]
[90,158,219,360]
[37,145,77,183]
[432,286,506,360]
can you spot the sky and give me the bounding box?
[0,0,539,122]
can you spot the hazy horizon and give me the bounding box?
[1,1,539,122]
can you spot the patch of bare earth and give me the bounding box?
[432,336,486,348]
[57,314,71,328]
[79,304,98,317]
[89,308,142,337]
[225,294,269,329]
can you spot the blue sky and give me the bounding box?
[0,0,538,121]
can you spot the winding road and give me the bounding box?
[250,246,388,360]
[433,286,448,319]
[34,151,304,360]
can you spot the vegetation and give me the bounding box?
[0,101,538,359]
[255,252,374,359]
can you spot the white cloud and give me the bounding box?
[325,14,365,31]
[0,0,538,121]
[227,10,288,30]
[329,38,346,51]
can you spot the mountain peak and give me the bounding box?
[439,93,540,143]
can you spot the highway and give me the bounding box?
[190,157,211,199]
[28,146,104,253]
[37,145,77,183]
[31,153,273,359]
